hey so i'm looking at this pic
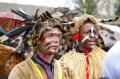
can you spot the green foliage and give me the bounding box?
[115,3,120,16]
[73,0,99,15]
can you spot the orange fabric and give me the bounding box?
[85,49,89,79]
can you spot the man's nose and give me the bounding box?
[90,27,95,38]
[54,38,59,43]
[90,32,95,37]
[51,37,59,42]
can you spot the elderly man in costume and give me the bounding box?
[8,12,77,79]
[60,14,106,79]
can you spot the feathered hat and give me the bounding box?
[73,14,100,32]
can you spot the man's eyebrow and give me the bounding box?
[49,32,61,35]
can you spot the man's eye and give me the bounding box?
[49,34,53,37]
[46,34,53,37]
[93,31,97,34]
[57,34,61,38]
[86,31,91,34]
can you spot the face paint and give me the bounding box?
[39,28,61,54]
[79,23,98,50]
[81,35,89,43]
[44,42,54,51]
[90,26,94,37]
[81,26,96,43]
[81,35,96,49]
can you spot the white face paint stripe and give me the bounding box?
[91,26,94,37]
[81,35,89,43]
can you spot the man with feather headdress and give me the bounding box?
[8,11,77,79]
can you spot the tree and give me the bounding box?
[72,0,100,15]
[115,0,120,16]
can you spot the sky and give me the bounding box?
[0,0,75,9]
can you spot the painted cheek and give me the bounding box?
[41,36,45,41]
[41,37,52,44]
[81,35,89,43]
[46,37,52,42]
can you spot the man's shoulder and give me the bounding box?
[8,59,32,79]
[92,46,106,54]
[11,58,32,71]
[60,50,83,59]
[17,58,31,65]
[60,50,85,66]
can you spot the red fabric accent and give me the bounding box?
[85,48,89,79]
[73,32,80,40]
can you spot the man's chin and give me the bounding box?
[47,50,57,54]
[89,45,96,49]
